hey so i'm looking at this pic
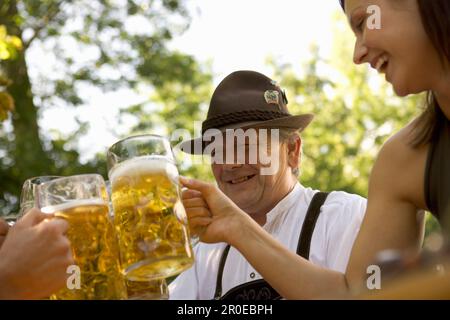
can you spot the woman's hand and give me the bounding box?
[180,176,251,245]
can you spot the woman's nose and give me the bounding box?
[353,39,369,65]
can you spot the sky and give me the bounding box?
[169,0,341,82]
[37,0,345,162]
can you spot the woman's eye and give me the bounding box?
[356,17,366,31]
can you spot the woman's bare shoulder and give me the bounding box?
[370,120,429,208]
[383,121,426,158]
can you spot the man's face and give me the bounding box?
[210,129,296,214]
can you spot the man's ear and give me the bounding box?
[287,135,301,172]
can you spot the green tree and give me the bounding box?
[0,24,21,121]
[124,58,215,182]
[0,0,210,214]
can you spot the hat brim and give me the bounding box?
[178,114,314,155]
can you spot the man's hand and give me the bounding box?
[180,176,251,245]
[0,218,9,248]
[0,208,74,300]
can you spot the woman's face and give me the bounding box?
[346,0,443,97]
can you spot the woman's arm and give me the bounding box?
[181,127,428,299]
[360,259,450,299]
[182,177,349,299]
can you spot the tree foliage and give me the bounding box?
[0,0,210,214]
[0,25,21,121]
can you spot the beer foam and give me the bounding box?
[41,199,107,214]
[109,155,178,184]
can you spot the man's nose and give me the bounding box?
[222,162,243,170]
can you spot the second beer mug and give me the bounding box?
[37,174,127,300]
[107,134,194,281]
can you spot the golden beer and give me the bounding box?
[126,279,169,300]
[110,155,194,281]
[42,200,127,300]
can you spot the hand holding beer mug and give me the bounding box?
[37,174,127,300]
[107,134,194,281]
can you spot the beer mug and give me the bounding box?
[1,176,60,226]
[107,134,194,281]
[106,180,169,300]
[37,174,127,300]
[19,176,61,217]
[126,279,169,300]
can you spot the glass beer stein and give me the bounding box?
[19,176,61,216]
[106,180,170,300]
[38,174,127,300]
[107,134,194,281]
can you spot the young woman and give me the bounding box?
[181,0,450,299]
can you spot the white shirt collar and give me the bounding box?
[264,182,305,225]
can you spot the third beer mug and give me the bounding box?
[107,134,194,281]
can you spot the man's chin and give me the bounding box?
[225,193,257,210]
[225,182,250,194]
[234,199,256,212]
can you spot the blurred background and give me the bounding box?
[0,0,441,244]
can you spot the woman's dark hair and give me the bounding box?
[340,0,450,147]
[411,0,450,147]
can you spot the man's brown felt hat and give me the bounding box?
[180,70,314,154]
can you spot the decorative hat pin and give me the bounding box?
[264,90,280,106]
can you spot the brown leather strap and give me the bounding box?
[297,192,329,258]
[214,244,231,299]
[213,191,329,300]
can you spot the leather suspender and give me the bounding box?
[214,244,231,299]
[214,191,329,300]
[297,192,329,259]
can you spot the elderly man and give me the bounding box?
[169,70,366,300]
